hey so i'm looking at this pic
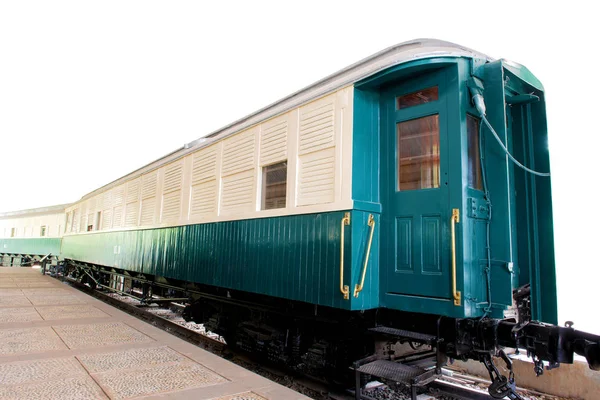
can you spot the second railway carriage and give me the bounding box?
[60,39,555,323]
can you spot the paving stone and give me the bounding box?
[36,305,109,321]
[0,327,67,355]
[53,322,154,349]
[0,307,42,323]
[94,362,227,399]
[26,295,87,306]
[0,357,86,385]
[0,289,24,297]
[0,375,107,400]
[77,346,187,373]
[0,296,32,306]
[211,392,269,400]
[16,281,56,288]
[21,288,70,296]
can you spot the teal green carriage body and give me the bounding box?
[12,40,556,323]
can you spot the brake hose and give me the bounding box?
[473,93,551,177]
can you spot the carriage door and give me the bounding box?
[381,69,453,299]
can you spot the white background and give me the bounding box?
[0,1,597,333]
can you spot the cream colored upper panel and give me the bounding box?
[64,87,354,235]
[0,211,66,239]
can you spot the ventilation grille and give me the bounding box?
[125,203,139,227]
[164,162,183,193]
[140,198,156,225]
[103,191,113,210]
[126,179,140,203]
[161,191,180,222]
[221,170,254,213]
[299,99,335,155]
[71,209,79,232]
[261,118,287,165]
[297,147,335,206]
[190,180,217,219]
[102,209,113,230]
[222,129,255,176]
[113,206,123,228]
[192,147,217,185]
[141,173,157,200]
[113,185,125,206]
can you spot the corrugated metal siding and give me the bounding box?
[61,210,379,310]
[0,238,62,256]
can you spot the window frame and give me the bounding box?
[261,161,288,211]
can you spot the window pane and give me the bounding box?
[262,162,287,210]
[396,87,438,110]
[397,115,440,191]
[467,115,483,190]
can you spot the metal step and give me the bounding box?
[356,359,425,384]
[369,326,437,344]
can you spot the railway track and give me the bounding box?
[52,273,562,400]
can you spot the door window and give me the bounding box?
[397,114,440,191]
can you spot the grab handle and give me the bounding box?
[354,214,375,298]
[451,208,461,306]
[340,212,350,300]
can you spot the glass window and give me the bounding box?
[467,115,483,190]
[396,87,438,110]
[397,115,440,191]
[10,227,16,237]
[262,161,287,210]
[40,226,46,237]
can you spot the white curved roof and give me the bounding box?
[81,39,490,200]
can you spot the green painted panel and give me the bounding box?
[0,238,62,256]
[62,211,379,311]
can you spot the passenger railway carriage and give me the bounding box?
[2,39,599,398]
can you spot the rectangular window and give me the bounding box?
[397,115,440,191]
[262,161,287,210]
[87,225,93,232]
[467,115,483,190]
[397,86,438,110]
[10,228,16,237]
[40,226,47,237]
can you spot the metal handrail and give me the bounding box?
[340,212,350,300]
[451,208,461,306]
[354,214,375,298]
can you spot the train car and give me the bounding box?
[2,39,598,398]
[0,204,68,267]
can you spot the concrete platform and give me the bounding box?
[0,267,310,400]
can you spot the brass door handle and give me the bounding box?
[451,208,461,306]
[340,212,350,300]
[354,214,375,298]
